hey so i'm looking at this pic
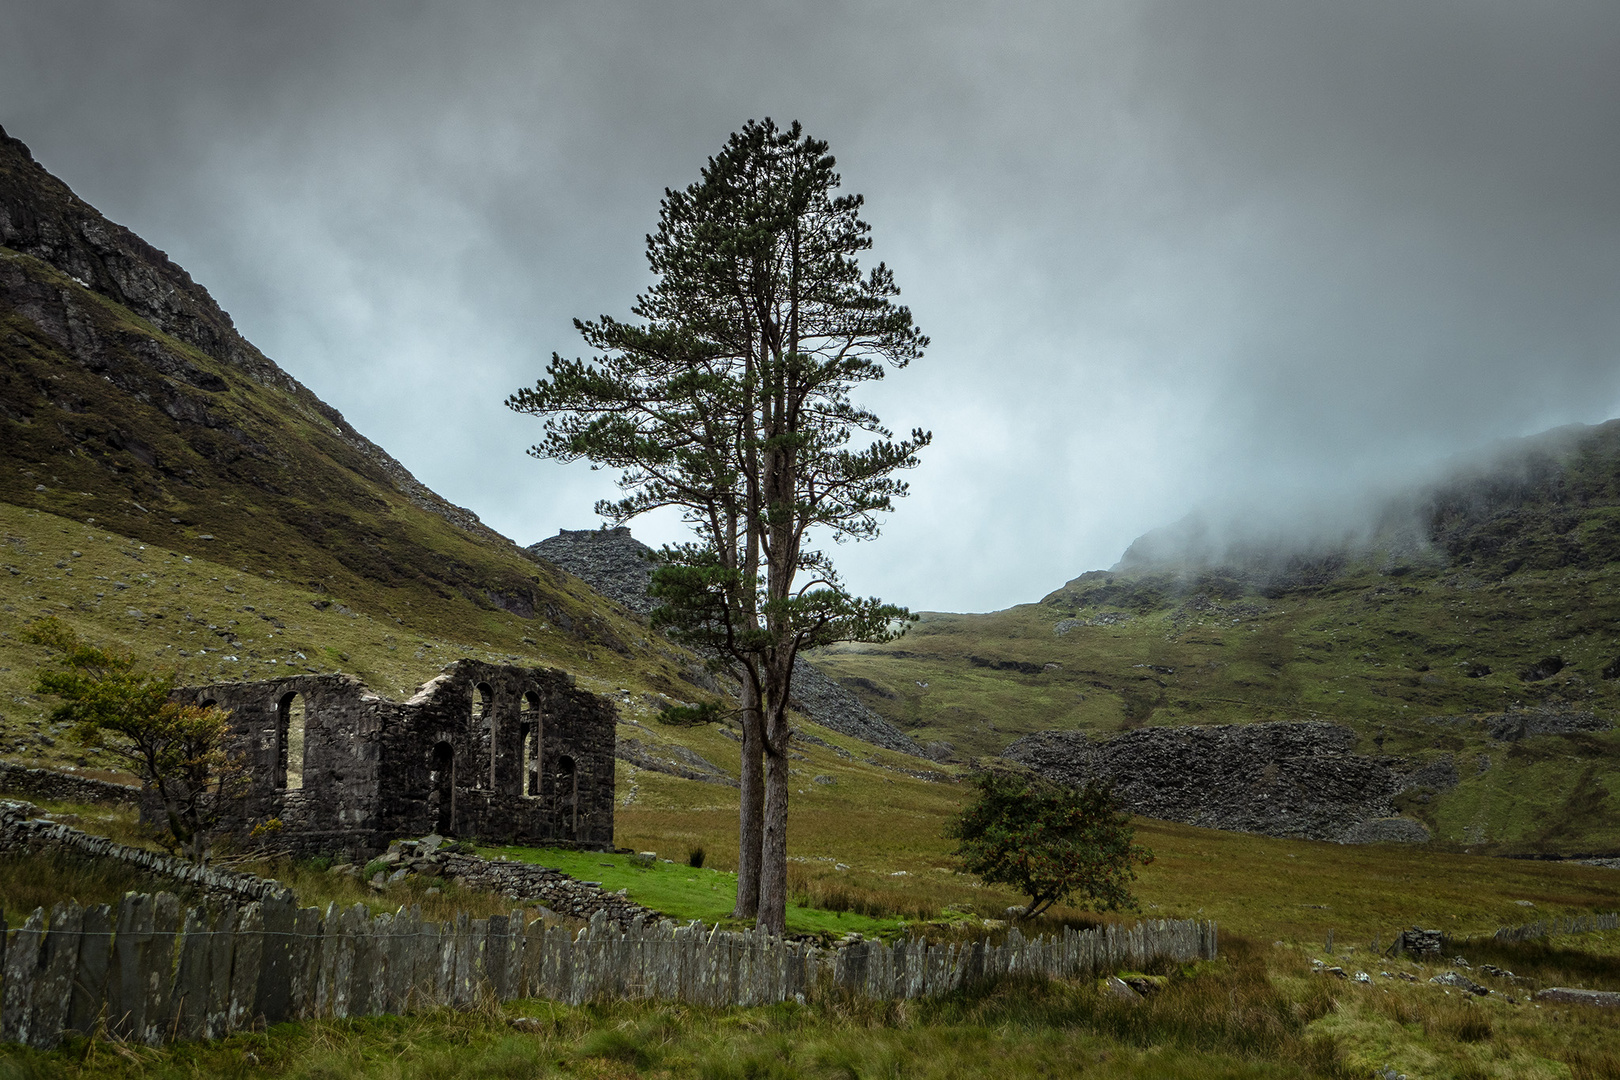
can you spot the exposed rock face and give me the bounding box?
[1486,708,1611,742]
[529,526,926,757]
[0,122,499,540]
[617,738,738,787]
[1003,722,1433,844]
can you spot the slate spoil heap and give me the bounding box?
[375,834,654,927]
[1004,721,1436,844]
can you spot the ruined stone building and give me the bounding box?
[185,660,616,859]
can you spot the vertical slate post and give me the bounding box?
[171,907,211,1043]
[521,914,545,999]
[67,903,112,1038]
[484,915,509,1000]
[227,902,265,1033]
[329,903,363,1020]
[140,892,180,1046]
[29,901,83,1049]
[256,895,296,1026]
[314,902,340,1018]
[1,907,46,1046]
[287,907,322,1019]
[203,904,237,1041]
[360,912,390,1017]
[418,919,445,1008]
[106,893,151,1040]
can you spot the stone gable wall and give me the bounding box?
[186,660,616,860]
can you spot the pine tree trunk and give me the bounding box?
[757,641,795,936]
[758,710,792,936]
[730,678,764,920]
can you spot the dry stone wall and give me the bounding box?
[0,801,292,906]
[0,763,138,806]
[386,837,653,925]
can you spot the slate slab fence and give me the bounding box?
[0,891,1217,1050]
[1492,910,1619,944]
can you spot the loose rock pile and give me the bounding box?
[1004,721,1435,844]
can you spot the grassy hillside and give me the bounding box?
[810,422,1620,855]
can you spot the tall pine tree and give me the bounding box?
[508,119,927,933]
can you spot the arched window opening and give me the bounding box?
[429,741,455,835]
[558,755,578,839]
[277,692,306,791]
[473,683,495,789]
[521,692,542,797]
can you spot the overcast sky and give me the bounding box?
[3,2,1617,612]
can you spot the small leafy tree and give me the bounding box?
[949,770,1154,919]
[25,617,240,862]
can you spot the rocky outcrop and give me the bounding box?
[530,526,927,756]
[1003,721,1433,844]
[785,661,927,757]
[617,738,738,787]
[529,528,660,614]
[1486,708,1612,742]
[0,122,502,542]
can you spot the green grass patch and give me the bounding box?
[479,844,903,937]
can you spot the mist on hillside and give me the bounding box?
[2,3,1618,612]
[1103,421,1614,590]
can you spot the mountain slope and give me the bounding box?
[807,420,1620,854]
[0,122,682,674]
[0,121,944,839]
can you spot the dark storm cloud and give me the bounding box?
[2,1,1616,610]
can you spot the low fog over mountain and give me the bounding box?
[3,3,1617,611]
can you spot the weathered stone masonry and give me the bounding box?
[189,660,616,859]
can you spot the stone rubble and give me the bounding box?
[1429,971,1489,996]
[379,835,655,928]
[1004,721,1437,844]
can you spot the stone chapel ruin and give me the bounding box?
[186,659,616,859]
